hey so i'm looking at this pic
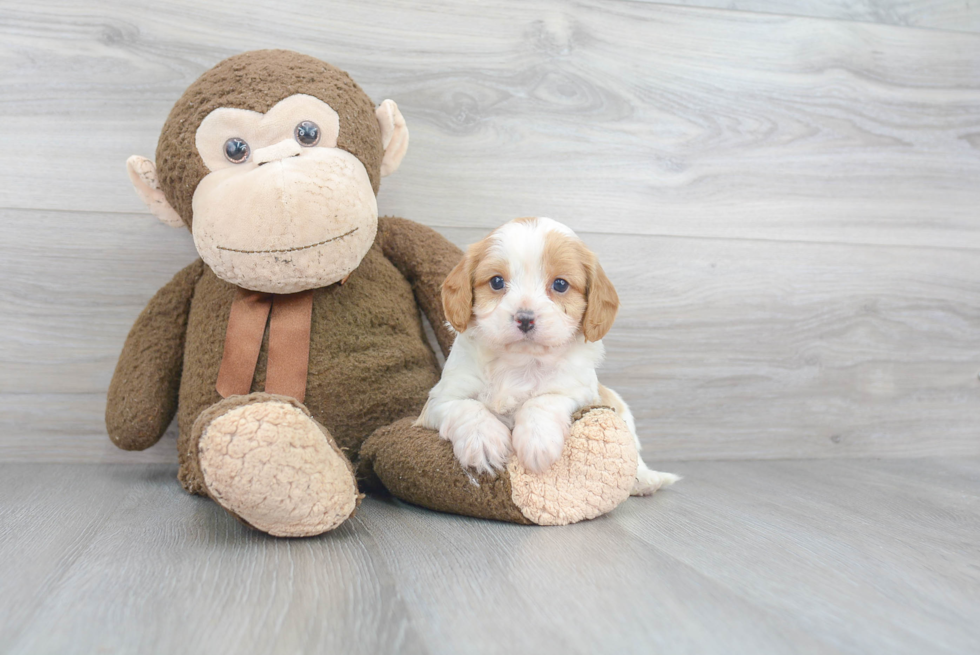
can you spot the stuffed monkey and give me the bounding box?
[108,50,638,536]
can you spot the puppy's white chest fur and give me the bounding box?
[420,331,605,430]
[479,352,574,427]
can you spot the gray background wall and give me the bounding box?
[2,0,978,463]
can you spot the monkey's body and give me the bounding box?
[174,225,446,495]
[107,50,640,535]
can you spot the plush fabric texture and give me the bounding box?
[357,417,535,525]
[507,407,638,526]
[111,49,639,531]
[191,148,379,293]
[215,289,314,402]
[106,259,206,450]
[358,407,636,526]
[215,288,276,398]
[375,99,409,177]
[126,155,186,228]
[193,95,341,170]
[156,50,384,228]
[172,217,457,496]
[195,393,359,537]
[375,216,460,357]
[108,210,639,529]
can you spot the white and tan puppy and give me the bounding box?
[416,217,677,496]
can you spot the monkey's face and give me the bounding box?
[190,94,377,293]
[127,52,409,292]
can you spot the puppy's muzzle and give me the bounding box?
[515,310,535,334]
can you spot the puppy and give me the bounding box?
[416,217,677,496]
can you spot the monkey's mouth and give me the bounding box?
[216,227,358,254]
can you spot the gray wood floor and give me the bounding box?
[2,460,978,655]
[2,1,979,653]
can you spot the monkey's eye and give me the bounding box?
[294,121,320,147]
[489,276,505,291]
[552,278,569,293]
[223,138,250,164]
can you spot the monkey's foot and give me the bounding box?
[193,394,359,537]
[506,407,637,525]
[359,407,637,526]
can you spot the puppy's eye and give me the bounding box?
[489,276,505,291]
[223,138,250,163]
[294,121,320,147]
[552,278,569,293]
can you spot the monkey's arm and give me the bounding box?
[376,216,462,357]
[106,259,206,450]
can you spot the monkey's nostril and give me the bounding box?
[253,141,303,166]
[257,152,299,166]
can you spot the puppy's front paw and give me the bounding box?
[512,412,567,473]
[445,412,513,475]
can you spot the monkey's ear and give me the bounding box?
[376,99,409,177]
[126,156,185,228]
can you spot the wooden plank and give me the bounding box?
[651,0,980,34]
[0,1,978,248]
[3,460,978,654]
[0,464,140,646]
[3,217,977,461]
[357,492,836,654]
[616,457,980,654]
[0,394,180,463]
[1,464,427,655]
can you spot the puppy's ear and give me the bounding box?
[582,258,619,342]
[442,254,473,332]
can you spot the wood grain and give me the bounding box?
[653,0,980,34]
[3,217,977,461]
[2,3,978,653]
[1,0,978,463]
[0,464,427,655]
[0,1,978,247]
[2,460,978,654]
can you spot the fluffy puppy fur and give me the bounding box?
[417,217,677,496]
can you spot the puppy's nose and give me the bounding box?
[515,311,535,334]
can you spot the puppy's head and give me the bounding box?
[442,217,619,351]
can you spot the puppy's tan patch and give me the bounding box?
[542,230,590,322]
[442,232,502,331]
[582,259,619,342]
[472,254,510,316]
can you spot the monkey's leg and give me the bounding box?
[189,393,360,537]
[357,407,637,526]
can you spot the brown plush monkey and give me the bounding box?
[108,50,638,536]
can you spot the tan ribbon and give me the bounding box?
[265,290,314,401]
[216,288,314,403]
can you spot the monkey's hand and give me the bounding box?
[376,216,463,358]
[106,259,205,450]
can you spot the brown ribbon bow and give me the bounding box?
[215,288,314,403]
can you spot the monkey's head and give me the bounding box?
[126,50,408,293]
